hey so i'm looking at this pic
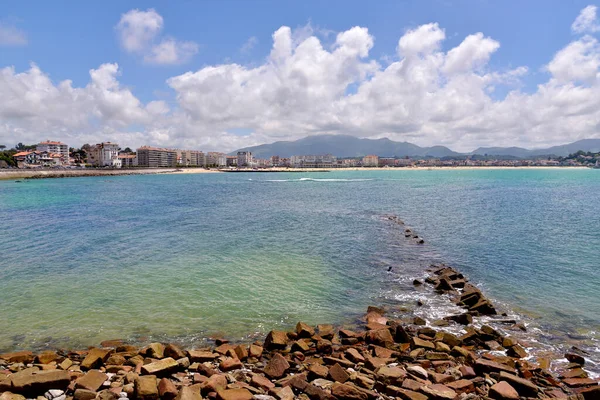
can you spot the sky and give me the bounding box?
[1,1,600,152]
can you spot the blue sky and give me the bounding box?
[1,1,600,151]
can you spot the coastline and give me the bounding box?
[0,166,591,181]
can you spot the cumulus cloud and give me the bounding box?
[572,5,600,34]
[240,36,258,54]
[0,21,27,46]
[116,8,198,65]
[2,6,600,152]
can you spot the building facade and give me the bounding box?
[290,154,337,168]
[362,155,379,167]
[37,141,69,164]
[118,154,138,167]
[237,151,253,167]
[177,150,206,166]
[206,152,226,167]
[137,146,178,167]
[87,142,121,167]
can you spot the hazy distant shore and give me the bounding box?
[0,165,592,181]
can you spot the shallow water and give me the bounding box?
[0,169,598,371]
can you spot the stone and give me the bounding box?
[141,358,179,376]
[219,358,243,372]
[217,389,253,400]
[579,385,600,400]
[233,345,248,361]
[308,364,329,380]
[187,351,219,363]
[248,345,263,359]
[406,366,428,380]
[331,383,368,400]
[58,359,73,371]
[291,341,310,353]
[135,376,158,400]
[73,389,97,400]
[328,364,349,383]
[451,346,471,359]
[345,348,364,363]
[376,366,406,384]
[81,348,112,371]
[413,317,426,326]
[263,354,289,379]
[0,393,26,400]
[36,352,59,365]
[498,371,538,396]
[394,324,411,343]
[106,355,126,366]
[366,329,394,348]
[385,387,427,400]
[175,387,202,400]
[420,384,456,400]
[164,344,186,360]
[200,374,227,394]
[296,322,315,338]
[264,331,288,350]
[565,353,585,365]
[316,340,333,354]
[144,343,165,359]
[562,378,598,387]
[445,379,474,394]
[75,370,108,392]
[562,368,588,379]
[443,313,472,325]
[429,372,454,384]
[402,379,423,392]
[250,374,274,391]
[0,352,35,364]
[158,378,178,400]
[411,337,434,350]
[474,359,515,374]
[434,342,451,353]
[317,325,335,339]
[269,386,294,400]
[489,381,519,400]
[177,357,190,369]
[506,344,527,359]
[10,370,71,395]
[459,366,476,379]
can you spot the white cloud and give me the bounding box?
[116,9,198,65]
[572,5,600,34]
[241,36,258,54]
[3,11,600,152]
[0,21,27,46]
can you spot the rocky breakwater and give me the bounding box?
[1,307,599,400]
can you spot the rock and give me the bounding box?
[565,353,585,365]
[0,393,26,400]
[562,378,598,387]
[233,345,248,361]
[420,384,456,400]
[506,344,527,359]
[366,329,394,348]
[434,342,451,353]
[413,317,426,326]
[58,359,73,371]
[0,352,35,364]
[75,370,108,392]
[579,385,600,400]
[35,352,59,365]
[394,324,411,343]
[164,344,186,360]
[106,355,126,366]
[73,389,97,400]
[250,374,274,391]
[413,280,423,286]
[328,364,349,383]
[187,351,219,363]
[489,381,519,400]
[144,343,165,359]
[406,366,428,380]
[316,340,333,354]
[385,387,427,400]
[317,325,335,339]
[474,359,515,374]
[9,369,71,395]
[268,386,294,400]
[141,358,179,376]
[291,341,310,353]
[81,348,112,371]
[376,366,406,384]
[264,331,288,350]
[331,383,368,400]
[443,313,472,325]
[175,387,202,400]
[498,371,538,397]
[219,358,243,372]
[177,357,190,369]
[200,374,227,394]
[216,389,253,400]
[158,378,178,400]
[429,372,454,384]
[345,348,364,363]
[135,376,158,400]
[263,354,289,379]
[562,368,588,379]
[411,337,435,350]
[308,364,329,380]
[45,389,65,399]
[459,366,476,379]
[445,379,474,394]
[296,322,315,338]
[248,345,263,359]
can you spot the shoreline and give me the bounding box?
[0,165,592,181]
[0,219,598,399]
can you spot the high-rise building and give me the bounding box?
[206,152,226,167]
[36,140,69,164]
[136,146,178,167]
[87,142,121,167]
[362,155,379,167]
[237,151,253,167]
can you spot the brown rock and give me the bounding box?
[232,345,247,361]
[141,358,178,376]
[489,381,519,400]
[248,344,263,359]
[411,337,435,350]
[506,344,527,359]
[459,366,476,378]
[35,351,59,365]
[164,344,186,360]
[158,378,178,400]
[565,353,585,365]
[420,384,456,400]
[331,382,368,400]
[498,371,538,396]
[474,359,515,374]
[105,354,126,366]
[562,378,598,387]
[269,386,294,400]
[446,379,474,394]
[135,376,158,400]
[75,370,108,392]
[316,339,333,354]
[263,353,290,379]
[0,352,35,364]
[187,351,219,363]
[296,322,316,338]
[58,359,73,371]
[9,369,70,395]
[200,374,227,394]
[366,329,394,348]
[318,325,335,339]
[377,366,406,384]
[579,385,600,400]
[175,386,201,400]
[386,387,427,400]
[291,340,311,353]
[328,363,349,383]
[264,331,288,350]
[144,343,166,359]
[344,348,364,363]
[562,368,588,379]
[81,348,112,371]
[308,364,329,380]
[219,358,242,372]
[73,389,97,400]
[429,372,454,384]
[434,342,451,353]
[0,393,26,400]
[364,356,387,371]
[402,379,424,392]
[250,374,274,391]
[217,389,253,400]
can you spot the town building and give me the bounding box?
[206,152,226,167]
[270,155,280,167]
[226,156,238,167]
[118,154,138,167]
[87,142,121,168]
[177,150,205,166]
[362,155,379,167]
[37,140,69,164]
[290,154,337,168]
[237,151,253,167]
[136,146,177,167]
[13,151,41,166]
[378,157,396,167]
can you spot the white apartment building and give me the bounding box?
[207,152,227,167]
[237,151,253,167]
[36,140,69,165]
[177,150,206,166]
[290,154,337,168]
[87,142,121,168]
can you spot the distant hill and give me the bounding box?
[472,139,600,158]
[232,135,600,159]
[232,135,460,158]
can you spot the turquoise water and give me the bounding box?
[0,170,598,368]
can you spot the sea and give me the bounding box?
[0,169,598,374]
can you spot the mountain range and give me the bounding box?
[232,135,600,159]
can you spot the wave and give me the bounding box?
[262,178,375,182]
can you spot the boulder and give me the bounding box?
[164,344,186,360]
[406,366,428,380]
[376,366,406,384]
[9,369,70,396]
[158,378,178,400]
[0,352,35,364]
[219,358,243,372]
[199,374,227,395]
[474,359,515,374]
[317,325,335,339]
[217,389,253,400]
[81,348,112,371]
[248,345,263,359]
[175,386,201,400]
[565,353,585,365]
[135,376,158,400]
[411,337,435,350]
[506,344,527,359]
[345,348,364,363]
[269,386,294,400]
[187,351,219,363]
[328,364,349,383]
[263,354,289,379]
[420,384,456,400]
[498,371,538,397]
[73,389,97,400]
[264,331,288,350]
[105,354,126,366]
[35,351,60,365]
[445,379,474,394]
[489,381,519,400]
[366,329,394,348]
[75,370,108,392]
[0,393,26,400]
[331,383,368,400]
[296,322,315,338]
[233,345,248,361]
[141,358,178,376]
[308,364,329,380]
[144,343,165,359]
[250,374,275,391]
